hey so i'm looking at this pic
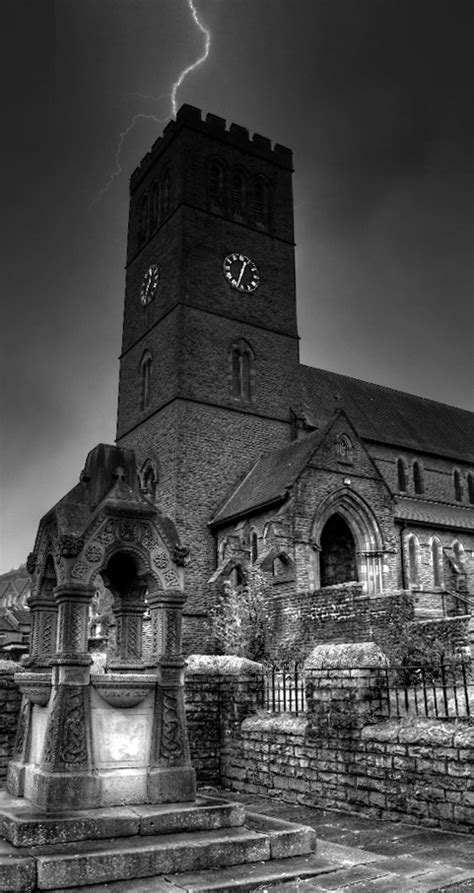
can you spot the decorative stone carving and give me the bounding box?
[59,535,84,558]
[91,673,156,707]
[160,690,185,765]
[84,542,104,563]
[13,698,31,760]
[164,569,179,587]
[172,545,190,567]
[152,551,169,570]
[42,686,90,769]
[16,672,52,707]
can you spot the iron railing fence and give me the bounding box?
[380,659,472,719]
[261,658,472,719]
[261,664,306,715]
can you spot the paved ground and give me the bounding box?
[211,788,474,893]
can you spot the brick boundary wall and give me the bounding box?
[0,666,22,784]
[185,645,473,834]
[267,585,470,663]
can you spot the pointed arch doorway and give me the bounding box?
[320,513,358,587]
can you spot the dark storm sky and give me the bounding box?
[1,0,472,572]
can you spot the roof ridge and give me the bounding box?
[302,364,473,414]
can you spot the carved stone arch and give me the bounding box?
[311,488,385,594]
[312,488,384,553]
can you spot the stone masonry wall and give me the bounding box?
[184,645,473,834]
[267,585,470,663]
[0,666,22,783]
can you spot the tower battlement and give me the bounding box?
[130,104,293,192]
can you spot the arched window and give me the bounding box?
[413,460,424,495]
[141,458,158,501]
[431,538,443,588]
[336,433,353,464]
[218,538,229,563]
[273,553,291,577]
[468,473,474,505]
[231,168,246,215]
[453,469,463,502]
[254,175,271,227]
[208,158,225,206]
[397,458,408,492]
[407,534,420,587]
[230,564,244,587]
[150,181,159,231]
[139,351,152,411]
[230,339,254,402]
[452,540,464,566]
[160,168,171,219]
[138,194,149,245]
[250,530,258,564]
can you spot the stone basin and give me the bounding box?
[90,672,156,707]
[15,671,52,706]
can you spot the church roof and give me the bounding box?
[211,428,326,526]
[301,365,474,463]
[394,497,474,531]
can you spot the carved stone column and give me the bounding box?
[28,597,58,665]
[108,581,147,672]
[147,589,195,802]
[28,582,100,812]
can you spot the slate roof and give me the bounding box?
[301,365,474,463]
[394,497,474,531]
[211,428,326,526]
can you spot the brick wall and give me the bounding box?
[0,666,22,783]
[184,644,473,834]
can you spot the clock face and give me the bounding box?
[140,265,159,305]
[223,253,260,293]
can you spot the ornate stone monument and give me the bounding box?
[0,444,316,891]
[7,443,195,811]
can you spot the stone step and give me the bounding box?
[0,811,316,892]
[0,791,245,847]
[45,853,336,893]
[30,825,272,890]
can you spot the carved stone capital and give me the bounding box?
[59,535,84,558]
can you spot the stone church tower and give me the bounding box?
[116,105,300,642]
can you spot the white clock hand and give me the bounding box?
[236,259,249,287]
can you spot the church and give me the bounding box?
[115,103,473,654]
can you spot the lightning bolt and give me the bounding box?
[91,0,211,208]
[171,0,211,116]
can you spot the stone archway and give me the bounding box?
[320,513,358,587]
[312,488,385,594]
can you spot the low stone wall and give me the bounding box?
[0,665,22,783]
[185,645,473,834]
[185,655,263,787]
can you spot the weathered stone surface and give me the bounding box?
[304,642,388,670]
[135,797,245,835]
[0,838,36,893]
[32,827,271,889]
[246,811,317,858]
[0,800,140,847]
